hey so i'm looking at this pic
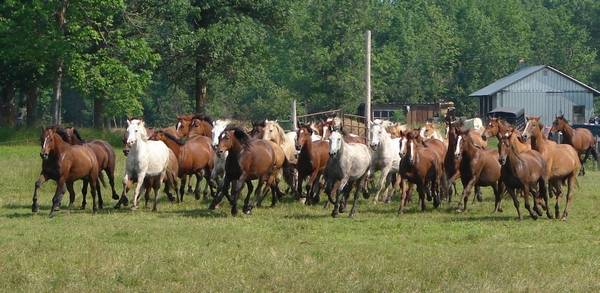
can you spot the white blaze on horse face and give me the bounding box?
[454,135,463,157]
[420,127,426,138]
[399,137,407,157]
[42,137,48,150]
[409,141,415,163]
[176,122,182,131]
[445,126,449,139]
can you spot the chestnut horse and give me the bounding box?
[149,130,215,201]
[522,116,580,220]
[33,126,100,217]
[481,116,530,150]
[454,128,503,213]
[294,122,330,205]
[398,130,442,214]
[211,125,277,216]
[176,114,213,138]
[549,115,598,175]
[64,127,119,208]
[499,130,551,220]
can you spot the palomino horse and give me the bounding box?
[294,122,330,205]
[454,128,502,213]
[33,126,100,217]
[64,127,120,208]
[211,125,277,216]
[398,130,442,214]
[420,122,446,143]
[149,130,215,201]
[481,116,530,150]
[385,122,408,139]
[369,120,402,204]
[522,116,580,220]
[325,127,371,218]
[176,114,213,138]
[549,115,598,175]
[122,118,171,211]
[499,129,551,220]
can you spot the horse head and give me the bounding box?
[295,123,312,151]
[211,120,231,149]
[40,126,56,160]
[498,130,515,165]
[370,123,385,150]
[482,115,499,141]
[549,114,567,138]
[126,118,148,147]
[250,119,266,139]
[328,129,343,158]
[521,116,542,142]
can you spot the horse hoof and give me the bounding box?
[531,214,538,220]
[476,195,483,202]
[398,210,404,215]
[349,213,355,219]
[130,206,138,211]
[456,208,463,213]
[32,204,39,213]
[112,193,119,200]
[80,205,86,210]
[332,212,340,218]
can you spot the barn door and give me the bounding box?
[573,105,585,123]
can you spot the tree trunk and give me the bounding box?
[195,56,207,114]
[26,84,38,126]
[51,62,63,125]
[1,83,16,126]
[51,0,67,125]
[94,96,105,129]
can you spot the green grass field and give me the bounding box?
[1,128,600,292]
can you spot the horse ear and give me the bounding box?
[41,125,46,132]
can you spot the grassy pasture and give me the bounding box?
[1,128,600,292]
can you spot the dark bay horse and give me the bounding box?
[65,127,119,208]
[149,130,215,201]
[33,126,100,217]
[176,114,213,138]
[398,130,442,214]
[454,128,502,213]
[522,116,580,220]
[210,125,277,216]
[549,115,598,175]
[499,129,551,220]
[294,122,330,205]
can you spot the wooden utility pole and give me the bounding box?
[291,100,297,131]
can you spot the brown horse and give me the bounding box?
[64,127,119,209]
[398,130,442,214]
[210,125,277,216]
[482,115,530,150]
[149,130,215,201]
[454,128,503,213]
[294,122,330,205]
[385,123,408,139]
[549,115,598,175]
[522,116,580,220]
[176,114,213,138]
[33,126,100,217]
[499,129,551,220]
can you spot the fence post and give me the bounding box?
[365,30,372,142]
[291,100,297,131]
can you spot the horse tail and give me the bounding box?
[281,157,295,191]
[98,171,107,189]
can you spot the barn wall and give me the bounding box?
[478,68,595,126]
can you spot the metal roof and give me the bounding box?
[469,65,600,97]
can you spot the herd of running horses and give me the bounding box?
[33,112,598,220]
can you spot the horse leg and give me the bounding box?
[130,172,146,211]
[491,182,503,213]
[560,174,577,221]
[115,175,134,209]
[247,177,267,214]
[506,188,522,221]
[591,146,599,171]
[96,179,104,210]
[306,171,321,205]
[230,177,247,216]
[311,173,325,205]
[193,173,203,200]
[66,182,77,216]
[106,167,120,200]
[349,175,368,218]
[81,181,88,210]
[417,184,427,212]
[331,180,348,218]
[339,184,351,213]
[89,176,99,215]
[373,168,390,204]
[579,153,586,176]
[474,186,483,203]
[32,173,49,213]
[49,182,68,218]
[398,179,409,214]
[457,177,476,213]
[179,174,188,202]
[152,177,163,212]
[209,176,230,210]
[523,184,539,220]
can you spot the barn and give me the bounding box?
[469,64,600,127]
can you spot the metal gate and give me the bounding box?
[296,109,368,142]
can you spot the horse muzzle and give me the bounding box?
[499,157,506,165]
[399,152,406,158]
[216,149,225,157]
[295,144,302,151]
[329,151,338,158]
[370,143,378,150]
[409,159,415,165]
[481,134,489,141]
[521,134,530,142]
[40,152,49,160]
[454,153,461,160]
[123,149,130,156]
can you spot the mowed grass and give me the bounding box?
[1,129,600,292]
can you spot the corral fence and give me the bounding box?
[291,109,368,142]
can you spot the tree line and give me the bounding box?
[1,0,599,128]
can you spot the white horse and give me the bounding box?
[122,118,171,211]
[325,128,371,218]
[369,121,402,204]
[210,119,230,187]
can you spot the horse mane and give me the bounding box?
[267,121,286,141]
[49,125,71,142]
[557,114,569,124]
[69,127,86,143]
[300,123,313,134]
[224,124,252,149]
[162,130,186,146]
[192,114,214,125]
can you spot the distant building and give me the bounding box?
[469,64,600,127]
[359,101,454,126]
